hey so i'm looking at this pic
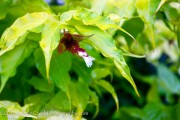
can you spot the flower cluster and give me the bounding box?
[58,29,95,67]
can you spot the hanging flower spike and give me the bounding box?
[58,29,95,67]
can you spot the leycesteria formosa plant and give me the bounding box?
[0,7,141,120]
[58,29,95,67]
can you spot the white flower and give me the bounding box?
[78,51,95,67]
[82,56,95,67]
[78,51,88,57]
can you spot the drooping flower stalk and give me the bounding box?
[58,29,95,67]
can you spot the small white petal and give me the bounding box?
[78,51,95,67]
[82,56,95,67]
[78,51,88,57]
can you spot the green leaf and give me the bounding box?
[122,107,145,119]
[162,3,180,48]
[157,64,180,95]
[8,0,51,18]
[40,16,60,80]
[155,0,167,14]
[95,80,119,111]
[60,10,77,23]
[89,91,99,118]
[105,0,136,19]
[91,68,112,80]
[143,103,165,120]
[121,17,144,46]
[28,77,53,93]
[163,3,180,25]
[0,40,37,92]
[0,101,36,119]
[50,52,71,100]
[0,0,12,20]
[44,91,71,112]
[69,81,89,120]
[34,48,47,78]
[142,102,180,120]
[72,57,93,84]
[18,0,51,13]
[78,9,136,41]
[136,0,160,22]
[112,106,145,119]
[61,9,136,41]
[34,48,72,100]
[136,0,161,48]
[177,25,180,48]
[122,49,146,58]
[116,0,136,19]
[147,83,161,102]
[0,107,7,120]
[91,0,108,15]
[108,14,121,23]
[75,25,140,97]
[0,12,50,56]
[24,93,52,114]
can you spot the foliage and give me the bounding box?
[0,0,180,120]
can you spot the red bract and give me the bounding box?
[58,30,95,67]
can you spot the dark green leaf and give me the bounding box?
[177,25,180,48]
[121,17,144,46]
[143,102,180,120]
[143,103,165,120]
[28,77,53,93]
[163,3,180,25]
[89,91,99,118]
[122,107,145,119]
[147,83,161,102]
[0,0,12,20]
[95,80,119,111]
[24,93,52,114]
[34,48,47,78]
[0,40,37,92]
[155,0,167,14]
[34,48,72,99]
[44,91,71,112]
[50,52,71,99]
[157,64,180,94]
[72,56,93,84]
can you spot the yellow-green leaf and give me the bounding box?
[40,16,60,80]
[0,12,49,56]
[136,0,161,48]
[75,25,140,97]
